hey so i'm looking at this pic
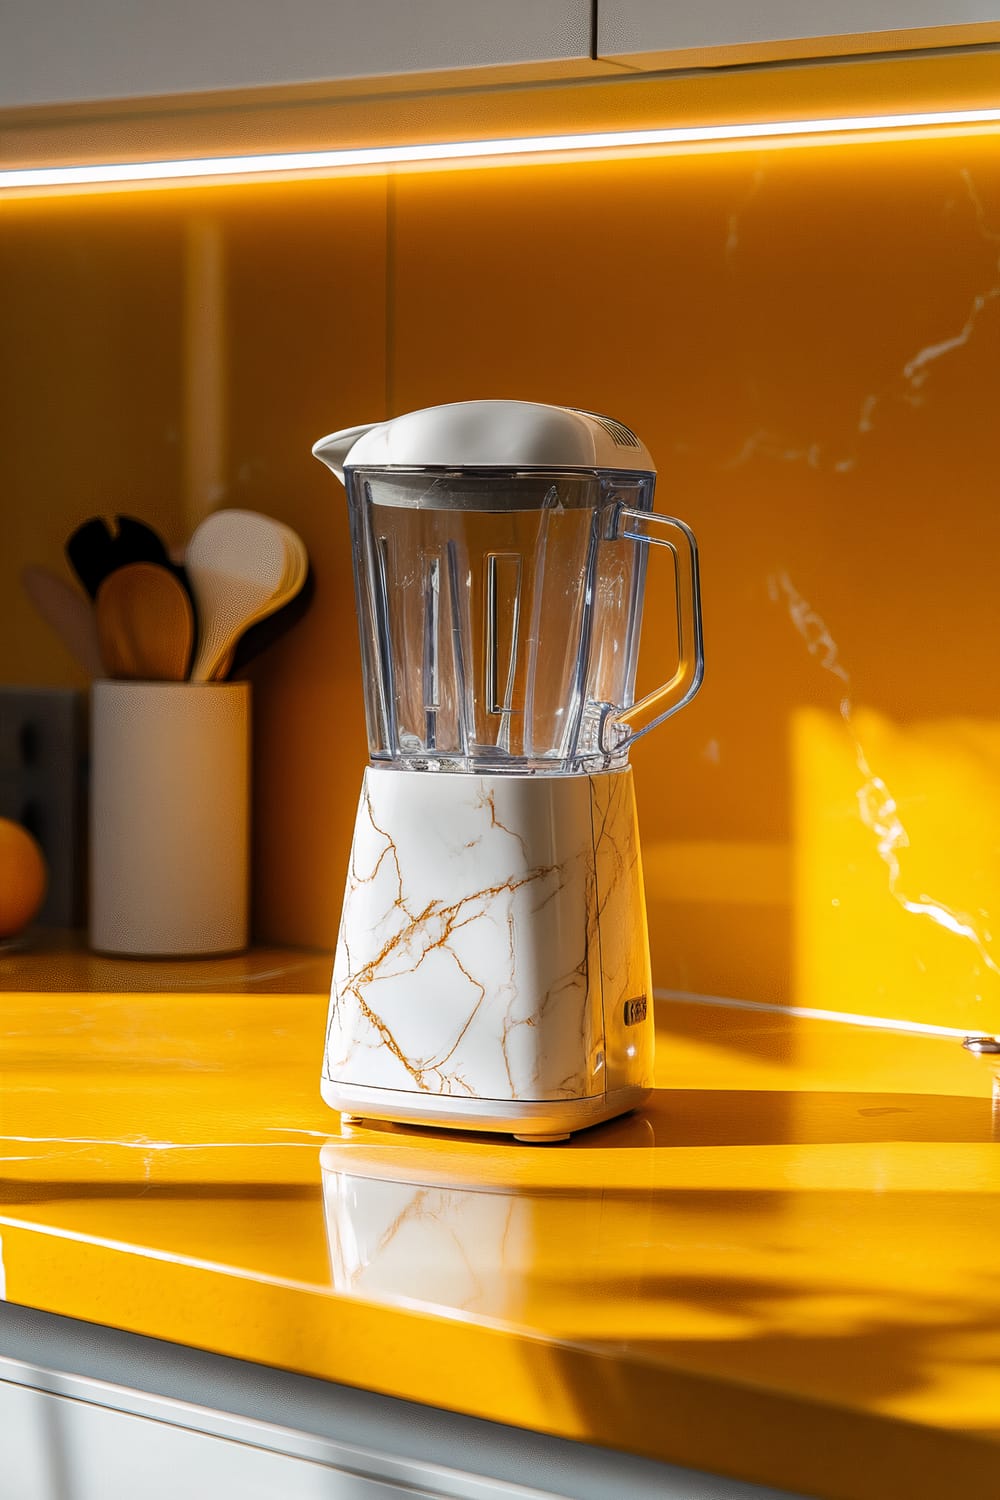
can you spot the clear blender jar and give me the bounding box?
[327,403,703,774]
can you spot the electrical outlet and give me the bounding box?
[0,689,87,928]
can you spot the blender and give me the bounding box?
[313,400,703,1141]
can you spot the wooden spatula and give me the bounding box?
[20,565,106,677]
[95,563,194,681]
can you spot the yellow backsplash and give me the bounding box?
[3,120,999,1032]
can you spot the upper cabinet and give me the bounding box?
[0,0,596,109]
[2,0,998,113]
[596,1,1000,69]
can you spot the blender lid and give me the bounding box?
[313,400,655,477]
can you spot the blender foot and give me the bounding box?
[514,1131,570,1144]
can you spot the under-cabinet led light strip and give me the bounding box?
[3,107,1000,190]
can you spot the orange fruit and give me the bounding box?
[0,818,47,937]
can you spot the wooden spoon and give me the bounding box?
[186,510,306,682]
[95,563,194,681]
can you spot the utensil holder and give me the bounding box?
[89,681,250,956]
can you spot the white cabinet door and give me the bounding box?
[0,0,594,109]
[0,1306,811,1500]
[2,1383,449,1500]
[597,0,1000,67]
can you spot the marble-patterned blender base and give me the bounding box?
[322,767,654,1139]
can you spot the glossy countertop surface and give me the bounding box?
[2,939,1000,1499]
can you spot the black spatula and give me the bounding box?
[66,513,171,598]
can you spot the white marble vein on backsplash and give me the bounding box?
[720,164,1000,476]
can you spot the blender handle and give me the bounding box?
[600,505,704,754]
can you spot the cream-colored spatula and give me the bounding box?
[186,510,303,682]
[208,518,310,679]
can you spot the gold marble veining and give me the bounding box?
[334,822,571,1096]
[326,773,602,1102]
[324,767,658,1120]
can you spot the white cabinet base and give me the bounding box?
[0,1304,806,1500]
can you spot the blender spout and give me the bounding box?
[312,422,383,484]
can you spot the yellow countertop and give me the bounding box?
[2,938,1000,1499]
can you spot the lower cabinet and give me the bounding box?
[4,1381,436,1500]
[0,1304,804,1500]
